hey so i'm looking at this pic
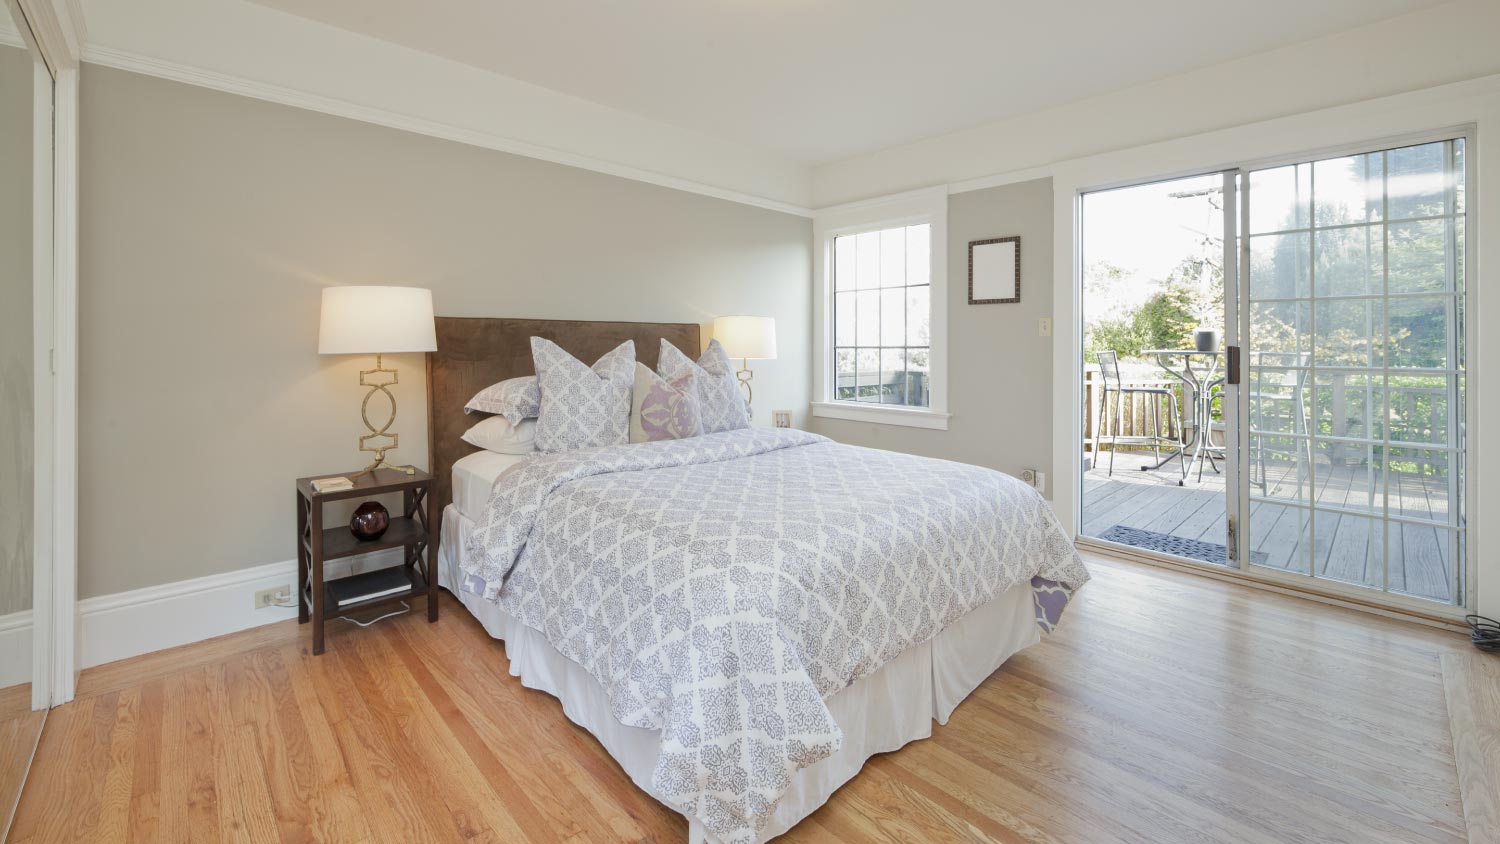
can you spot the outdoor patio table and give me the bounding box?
[1142,349,1223,484]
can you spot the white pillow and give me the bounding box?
[657,338,750,434]
[465,376,540,424]
[532,337,635,453]
[460,415,537,454]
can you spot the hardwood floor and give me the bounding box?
[0,684,45,841]
[1442,652,1500,844]
[9,552,1479,843]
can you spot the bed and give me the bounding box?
[427,317,1088,844]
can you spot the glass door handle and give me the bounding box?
[1226,345,1241,385]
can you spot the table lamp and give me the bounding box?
[318,286,437,480]
[711,315,777,414]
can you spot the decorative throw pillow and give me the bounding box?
[658,338,750,434]
[460,415,537,454]
[531,337,634,453]
[465,376,540,424]
[629,363,701,443]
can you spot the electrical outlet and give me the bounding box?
[1019,468,1046,494]
[1038,317,1053,337]
[254,586,291,609]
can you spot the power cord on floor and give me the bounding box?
[266,590,409,627]
[341,601,410,627]
[1466,614,1499,653]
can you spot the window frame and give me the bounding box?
[812,186,949,430]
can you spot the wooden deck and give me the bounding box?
[1083,454,1459,604]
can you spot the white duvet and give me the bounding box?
[462,428,1087,843]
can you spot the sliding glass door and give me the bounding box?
[1238,137,1467,605]
[1081,133,1470,611]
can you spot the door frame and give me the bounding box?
[1051,75,1499,622]
[8,0,83,708]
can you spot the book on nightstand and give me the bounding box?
[310,476,354,493]
[328,567,413,608]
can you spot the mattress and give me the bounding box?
[451,449,531,522]
[439,503,1041,844]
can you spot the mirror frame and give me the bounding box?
[5,0,82,709]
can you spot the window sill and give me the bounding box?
[811,401,950,430]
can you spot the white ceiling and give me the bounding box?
[247,0,1447,165]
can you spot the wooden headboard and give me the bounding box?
[425,316,701,559]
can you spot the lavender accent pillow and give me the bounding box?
[465,376,540,424]
[657,338,750,434]
[629,363,701,443]
[531,338,635,454]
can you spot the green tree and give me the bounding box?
[1085,287,1196,362]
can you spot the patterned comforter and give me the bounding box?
[462,428,1087,843]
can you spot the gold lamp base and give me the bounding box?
[349,353,417,483]
[736,357,754,419]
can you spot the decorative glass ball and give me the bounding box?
[350,501,390,541]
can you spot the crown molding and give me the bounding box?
[79,44,815,219]
[14,0,83,71]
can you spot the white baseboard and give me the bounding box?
[79,549,404,670]
[0,611,32,689]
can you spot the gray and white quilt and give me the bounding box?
[462,428,1087,843]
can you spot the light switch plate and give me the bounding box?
[1039,317,1053,337]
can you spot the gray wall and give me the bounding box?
[1,43,32,616]
[811,178,1054,491]
[79,64,812,599]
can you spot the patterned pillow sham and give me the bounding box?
[531,337,635,454]
[629,363,701,443]
[465,375,540,424]
[657,338,750,434]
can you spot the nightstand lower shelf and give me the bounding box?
[306,566,429,620]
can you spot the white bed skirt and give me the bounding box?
[439,504,1040,844]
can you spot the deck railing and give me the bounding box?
[1084,364,1454,478]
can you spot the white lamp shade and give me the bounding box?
[712,316,777,360]
[318,286,437,354]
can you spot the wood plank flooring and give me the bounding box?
[0,684,44,841]
[10,553,1479,843]
[1442,652,1500,844]
[1083,458,1457,601]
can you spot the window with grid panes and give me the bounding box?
[831,223,932,407]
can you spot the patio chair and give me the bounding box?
[1095,350,1185,479]
[1247,351,1312,495]
[1200,375,1228,482]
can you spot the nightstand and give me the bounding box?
[295,467,437,655]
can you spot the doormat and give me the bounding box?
[1097,525,1266,565]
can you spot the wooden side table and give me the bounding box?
[295,467,437,655]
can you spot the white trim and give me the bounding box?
[811,186,948,425]
[78,550,403,670]
[810,402,951,431]
[79,46,814,219]
[13,0,80,71]
[28,56,52,712]
[10,0,83,712]
[947,164,1055,197]
[1052,74,1500,617]
[49,63,77,703]
[0,611,32,689]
